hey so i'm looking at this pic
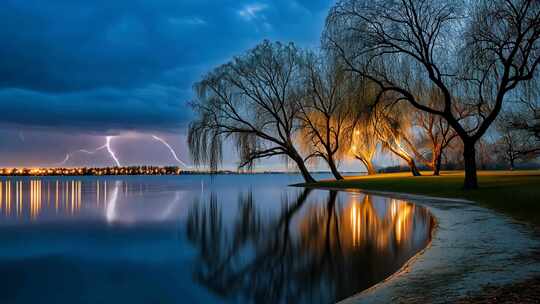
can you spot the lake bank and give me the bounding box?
[309,188,540,303]
[299,171,540,303]
[299,170,540,227]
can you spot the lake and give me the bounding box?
[0,174,434,304]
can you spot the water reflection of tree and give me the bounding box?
[186,190,433,304]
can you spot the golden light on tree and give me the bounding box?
[370,101,423,176]
[349,114,378,175]
[296,52,363,180]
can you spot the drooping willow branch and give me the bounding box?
[188,41,316,182]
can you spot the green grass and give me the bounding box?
[303,170,540,226]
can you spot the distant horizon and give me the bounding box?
[0,165,369,173]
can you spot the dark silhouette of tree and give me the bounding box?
[325,0,540,189]
[413,88,459,175]
[519,103,540,140]
[188,41,316,182]
[496,112,540,169]
[507,82,540,142]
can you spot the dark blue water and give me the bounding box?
[0,174,434,304]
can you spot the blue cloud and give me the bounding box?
[0,0,331,133]
[0,86,189,133]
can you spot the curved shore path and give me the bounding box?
[332,189,540,303]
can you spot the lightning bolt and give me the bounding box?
[56,136,121,167]
[56,134,188,168]
[151,135,189,168]
[105,136,121,167]
[57,148,104,166]
[57,154,71,166]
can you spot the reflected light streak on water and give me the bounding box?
[0,179,98,221]
[106,181,120,223]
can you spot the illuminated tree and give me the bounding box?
[350,114,378,175]
[372,101,423,176]
[297,54,363,180]
[188,41,316,182]
[325,0,540,189]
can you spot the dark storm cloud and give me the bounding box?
[0,0,331,133]
[0,86,189,133]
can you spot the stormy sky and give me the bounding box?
[0,0,337,168]
[0,0,401,170]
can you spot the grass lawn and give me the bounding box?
[303,170,540,226]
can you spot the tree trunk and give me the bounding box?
[406,158,422,177]
[387,147,421,176]
[463,141,478,189]
[295,157,316,183]
[364,161,377,176]
[356,156,376,175]
[327,157,344,180]
[433,149,442,176]
[509,157,515,170]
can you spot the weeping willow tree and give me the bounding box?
[347,82,380,175]
[372,100,423,176]
[296,53,363,180]
[350,113,378,175]
[188,40,316,182]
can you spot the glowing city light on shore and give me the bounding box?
[151,135,189,168]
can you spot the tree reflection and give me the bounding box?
[186,190,433,304]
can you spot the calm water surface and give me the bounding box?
[0,175,434,304]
